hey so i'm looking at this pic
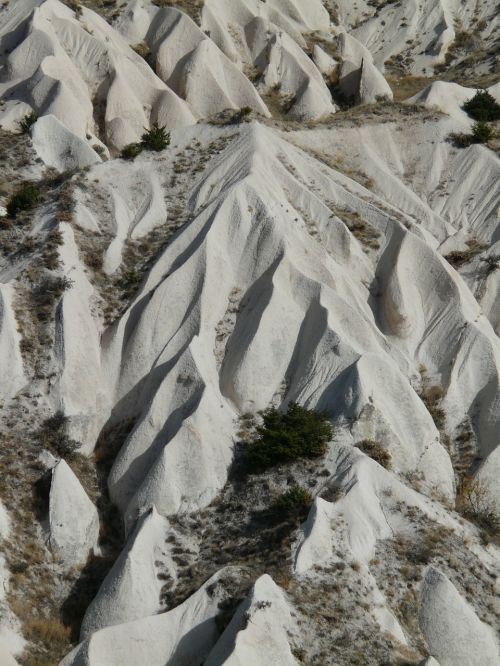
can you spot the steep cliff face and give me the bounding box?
[0,1,499,665]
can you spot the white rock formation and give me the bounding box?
[0,284,26,402]
[80,507,170,637]
[54,224,106,452]
[0,504,24,664]
[61,568,245,666]
[335,33,393,104]
[294,448,456,574]
[143,8,270,118]
[93,119,500,531]
[419,567,500,666]
[312,45,338,77]
[247,20,336,120]
[205,575,299,666]
[358,59,393,104]
[0,502,10,540]
[31,115,103,171]
[0,645,19,666]
[0,1,498,664]
[0,0,195,150]
[200,0,331,62]
[348,0,455,74]
[48,460,99,566]
[408,81,500,123]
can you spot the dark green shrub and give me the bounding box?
[239,106,252,120]
[244,402,332,473]
[355,439,392,469]
[7,183,41,218]
[38,411,80,459]
[271,485,312,521]
[463,90,500,121]
[121,143,143,160]
[450,121,495,148]
[141,123,171,151]
[472,121,494,143]
[18,111,38,134]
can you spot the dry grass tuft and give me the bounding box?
[355,440,392,469]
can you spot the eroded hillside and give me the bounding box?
[0,1,499,665]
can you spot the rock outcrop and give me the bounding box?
[48,460,99,566]
[419,568,500,666]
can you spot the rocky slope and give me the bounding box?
[0,1,499,665]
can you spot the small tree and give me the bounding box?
[472,121,494,143]
[121,123,171,159]
[271,485,312,521]
[141,123,171,151]
[244,402,332,473]
[463,89,500,121]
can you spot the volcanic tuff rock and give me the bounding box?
[48,459,99,566]
[0,0,498,664]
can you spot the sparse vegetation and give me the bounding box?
[449,121,495,148]
[131,42,150,60]
[333,207,381,250]
[37,412,80,459]
[121,123,171,159]
[418,383,446,431]
[386,75,434,101]
[32,275,73,322]
[151,0,204,23]
[7,183,41,218]
[355,440,392,469]
[0,7,499,663]
[244,403,332,473]
[18,111,38,134]
[463,89,500,121]
[456,477,500,542]
[270,485,312,522]
[444,239,488,267]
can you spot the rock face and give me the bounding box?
[0,0,195,149]
[0,503,24,666]
[419,568,500,666]
[205,575,299,666]
[61,568,249,666]
[246,19,336,120]
[31,115,103,171]
[80,507,170,637]
[0,285,26,402]
[336,33,393,104]
[48,460,99,566]
[141,8,271,118]
[0,1,498,665]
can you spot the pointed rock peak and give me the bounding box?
[420,567,500,666]
[48,460,99,567]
